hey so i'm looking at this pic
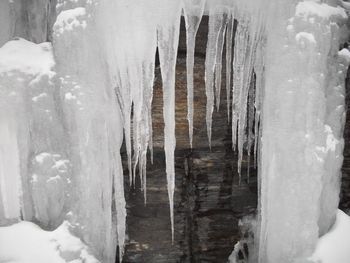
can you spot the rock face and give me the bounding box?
[121,17,258,263]
[340,67,350,212]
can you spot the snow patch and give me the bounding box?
[338,48,350,65]
[0,38,55,77]
[296,1,347,21]
[54,8,87,35]
[310,210,350,263]
[0,221,100,263]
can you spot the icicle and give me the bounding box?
[141,60,156,202]
[231,7,265,178]
[115,71,133,185]
[157,1,182,241]
[225,13,234,122]
[214,12,228,111]
[253,39,265,167]
[246,74,255,182]
[183,0,206,148]
[231,17,249,153]
[205,6,227,148]
[112,102,126,263]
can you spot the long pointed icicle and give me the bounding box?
[115,71,133,185]
[183,0,206,149]
[225,13,234,122]
[140,58,156,203]
[231,19,248,152]
[214,12,228,111]
[157,1,182,241]
[205,7,227,148]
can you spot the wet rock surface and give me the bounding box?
[340,67,350,212]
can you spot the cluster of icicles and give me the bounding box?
[109,0,267,247]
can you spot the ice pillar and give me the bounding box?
[259,1,348,262]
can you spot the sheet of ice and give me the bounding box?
[310,210,350,263]
[0,221,99,263]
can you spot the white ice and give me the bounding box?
[0,221,99,263]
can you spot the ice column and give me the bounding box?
[0,38,66,227]
[259,1,348,262]
[54,2,126,262]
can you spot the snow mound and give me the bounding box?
[0,221,100,263]
[296,1,347,21]
[0,38,55,76]
[54,7,87,36]
[310,210,350,263]
[338,48,350,65]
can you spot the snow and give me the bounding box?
[296,1,347,21]
[54,8,87,35]
[0,38,55,76]
[310,210,350,263]
[0,221,99,263]
[295,32,317,45]
[339,48,350,64]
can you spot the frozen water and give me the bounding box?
[0,1,349,263]
[183,0,206,148]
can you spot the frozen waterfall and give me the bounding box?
[0,0,349,262]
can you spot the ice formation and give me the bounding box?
[0,0,349,262]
